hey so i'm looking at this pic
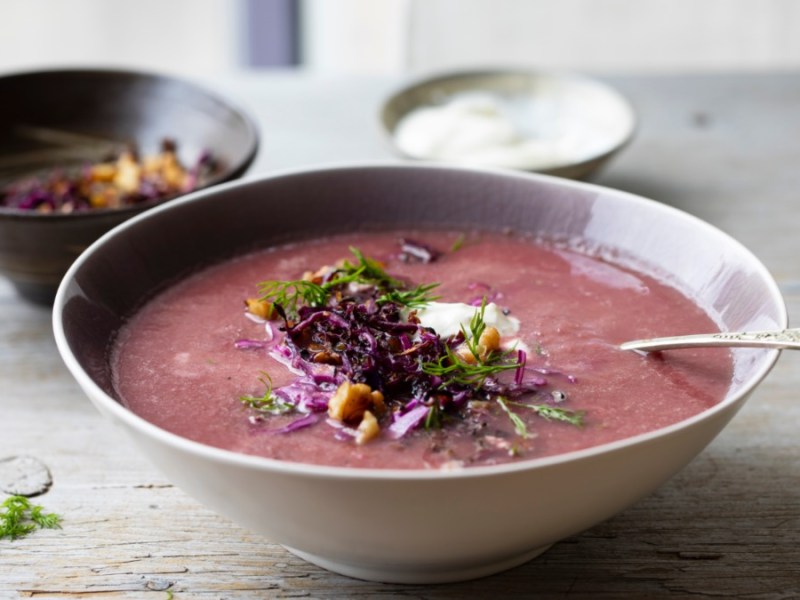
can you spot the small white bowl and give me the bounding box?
[380,69,636,179]
[53,164,784,584]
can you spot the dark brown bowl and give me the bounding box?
[0,68,259,304]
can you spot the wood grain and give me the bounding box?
[2,72,800,599]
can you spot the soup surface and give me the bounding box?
[111,231,733,469]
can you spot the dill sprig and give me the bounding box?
[461,298,488,360]
[341,247,404,289]
[422,345,519,388]
[424,403,442,430]
[377,282,440,309]
[509,401,585,427]
[1,495,62,541]
[497,396,530,438]
[499,399,584,439]
[258,247,440,317]
[240,373,294,415]
[257,279,328,315]
[422,298,518,387]
[450,233,466,252]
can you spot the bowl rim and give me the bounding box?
[0,66,260,220]
[377,67,638,173]
[53,161,786,481]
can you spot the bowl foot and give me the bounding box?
[283,543,553,584]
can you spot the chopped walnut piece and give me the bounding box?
[112,151,142,193]
[302,265,334,285]
[89,187,117,209]
[89,163,116,182]
[479,326,501,353]
[140,141,187,189]
[160,149,188,189]
[313,350,342,365]
[328,381,385,425]
[356,410,380,445]
[456,326,502,363]
[245,298,278,320]
[456,345,478,364]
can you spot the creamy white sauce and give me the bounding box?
[416,301,520,339]
[393,92,616,170]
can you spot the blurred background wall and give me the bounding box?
[0,0,242,75]
[2,0,800,76]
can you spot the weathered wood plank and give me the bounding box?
[2,72,800,599]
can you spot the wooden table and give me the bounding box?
[3,71,799,598]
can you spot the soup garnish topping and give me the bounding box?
[0,139,217,213]
[237,245,584,449]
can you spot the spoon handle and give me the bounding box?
[620,328,800,352]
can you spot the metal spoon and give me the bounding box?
[620,328,800,352]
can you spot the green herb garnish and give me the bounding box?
[510,401,585,427]
[424,403,442,430]
[450,233,466,252]
[422,299,519,387]
[497,396,530,438]
[257,279,328,316]
[377,282,440,309]
[258,247,439,317]
[460,298,488,360]
[1,495,62,540]
[499,399,584,439]
[240,373,294,415]
[341,247,404,289]
[422,345,519,388]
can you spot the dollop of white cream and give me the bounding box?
[416,301,520,339]
[393,92,617,170]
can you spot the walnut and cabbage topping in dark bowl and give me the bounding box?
[1,139,217,214]
[0,68,258,304]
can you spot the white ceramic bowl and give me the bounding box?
[53,164,784,584]
[380,69,636,180]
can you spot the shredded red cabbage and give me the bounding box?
[399,238,441,263]
[467,281,504,306]
[387,404,431,439]
[267,412,319,434]
[234,339,270,350]
[0,139,217,213]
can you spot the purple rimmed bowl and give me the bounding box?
[53,164,784,583]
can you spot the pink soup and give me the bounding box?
[111,231,733,469]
